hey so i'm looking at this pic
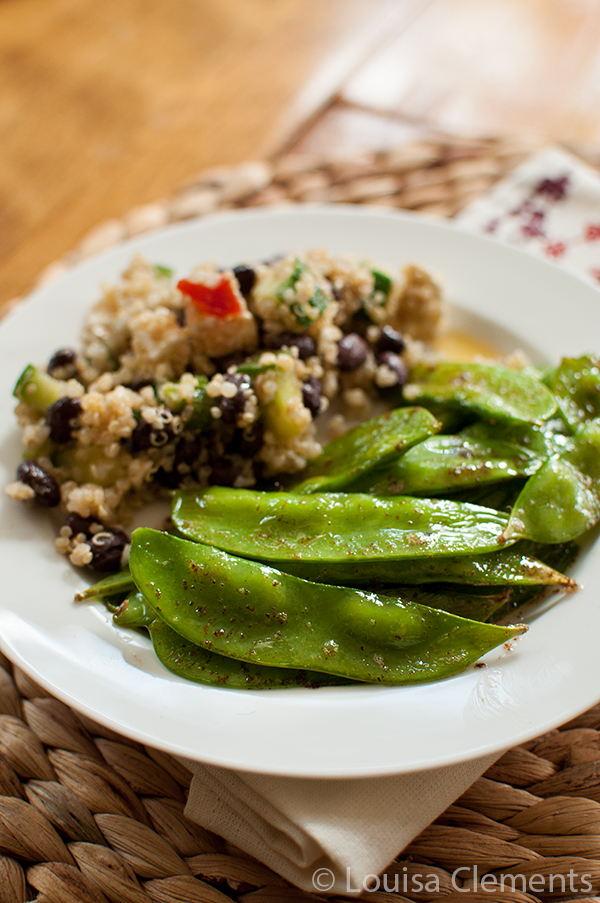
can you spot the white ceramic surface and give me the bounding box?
[1,205,599,778]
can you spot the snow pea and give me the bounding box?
[289,407,440,494]
[129,528,526,684]
[172,487,515,563]
[112,591,346,688]
[381,587,512,623]
[74,569,133,602]
[403,361,557,424]
[550,354,600,431]
[506,418,600,544]
[462,417,570,459]
[148,620,349,689]
[271,544,573,587]
[348,435,541,496]
[113,592,152,628]
[489,541,579,622]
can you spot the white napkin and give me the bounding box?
[455,145,600,285]
[182,145,600,895]
[182,754,498,894]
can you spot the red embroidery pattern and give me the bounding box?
[481,168,600,285]
[545,242,566,258]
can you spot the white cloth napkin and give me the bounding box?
[182,145,600,896]
[455,145,600,285]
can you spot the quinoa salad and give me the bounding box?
[6,249,443,572]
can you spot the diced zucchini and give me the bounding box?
[154,264,174,279]
[262,369,308,441]
[13,364,68,414]
[185,378,212,432]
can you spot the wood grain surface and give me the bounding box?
[2,0,600,307]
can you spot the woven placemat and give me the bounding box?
[4,135,600,902]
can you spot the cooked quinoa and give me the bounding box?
[6,249,444,571]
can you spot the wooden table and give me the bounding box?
[2,0,600,309]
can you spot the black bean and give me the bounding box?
[376,351,408,387]
[175,307,187,328]
[130,417,174,452]
[89,529,129,572]
[175,437,201,468]
[16,460,60,508]
[233,265,256,297]
[267,332,317,360]
[237,424,264,457]
[302,378,322,417]
[337,334,368,371]
[218,373,251,424]
[375,326,405,356]
[47,348,77,378]
[46,397,82,444]
[210,458,238,486]
[65,513,98,538]
[154,466,182,489]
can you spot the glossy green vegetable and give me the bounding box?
[270,544,574,587]
[462,417,570,459]
[381,587,512,623]
[348,434,540,496]
[289,407,441,494]
[130,529,526,684]
[506,418,600,544]
[550,354,600,431]
[403,361,557,424]
[113,592,153,628]
[111,595,347,687]
[149,620,348,689]
[75,569,134,602]
[172,487,515,563]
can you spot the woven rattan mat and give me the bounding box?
[4,136,600,903]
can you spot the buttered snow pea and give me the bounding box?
[289,407,440,494]
[270,544,573,587]
[506,418,600,544]
[172,487,515,563]
[550,354,600,431]
[348,434,541,496]
[129,529,526,684]
[403,361,557,424]
[149,621,350,689]
[113,596,346,688]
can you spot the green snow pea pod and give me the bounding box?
[112,590,345,688]
[348,435,541,496]
[462,417,570,459]
[172,487,515,564]
[148,620,349,689]
[505,418,600,544]
[550,354,600,431]
[489,541,579,622]
[289,407,441,494]
[113,592,153,628]
[403,361,557,424]
[130,529,526,684]
[74,569,135,602]
[265,544,574,587]
[380,587,512,623]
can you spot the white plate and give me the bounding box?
[1,205,600,778]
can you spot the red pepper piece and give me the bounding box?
[178,276,242,318]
